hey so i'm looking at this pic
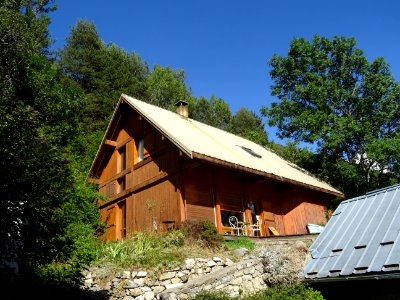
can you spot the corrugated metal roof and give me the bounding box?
[115,94,342,196]
[304,184,400,280]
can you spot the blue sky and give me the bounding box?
[49,0,400,144]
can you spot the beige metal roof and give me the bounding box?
[120,94,343,196]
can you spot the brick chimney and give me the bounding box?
[175,100,189,118]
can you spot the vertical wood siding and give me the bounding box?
[183,165,215,222]
[128,176,180,233]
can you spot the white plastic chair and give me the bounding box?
[228,216,242,235]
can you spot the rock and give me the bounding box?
[212,266,224,272]
[179,274,189,283]
[244,267,255,275]
[165,283,184,289]
[170,277,181,284]
[133,278,145,287]
[207,260,216,267]
[231,277,243,285]
[132,271,138,278]
[225,258,234,266]
[159,272,176,281]
[137,271,148,278]
[152,286,165,293]
[122,271,131,279]
[233,247,249,257]
[124,280,137,289]
[212,256,222,262]
[130,288,143,297]
[144,291,155,300]
[252,276,266,290]
[184,258,195,270]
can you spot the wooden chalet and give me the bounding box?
[88,94,344,240]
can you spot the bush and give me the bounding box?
[181,220,223,248]
[192,284,324,300]
[246,284,325,300]
[193,291,232,300]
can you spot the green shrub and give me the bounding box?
[192,284,324,300]
[181,220,223,248]
[193,290,232,300]
[246,284,325,300]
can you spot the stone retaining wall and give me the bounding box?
[82,236,316,300]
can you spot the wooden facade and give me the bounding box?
[90,99,338,240]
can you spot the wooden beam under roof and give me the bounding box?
[105,139,117,147]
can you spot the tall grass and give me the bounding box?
[92,226,256,271]
[93,230,185,269]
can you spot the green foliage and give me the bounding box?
[146,64,191,110]
[0,3,101,290]
[192,284,324,300]
[263,35,400,197]
[181,220,224,248]
[191,96,232,130]
[268,141,315,168]
[246,284,325,300]
[93,231,185,269]
[193,291,232,300]
[223,236,255,251]
[229,107,268,145]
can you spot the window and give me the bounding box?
[118,146,126,172]
[117,177,125,194]
[220,210,244,227]
[138,138,144,162]
[237,145,262,158]
[117,146,126,193]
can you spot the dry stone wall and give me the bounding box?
[82,235,317,300]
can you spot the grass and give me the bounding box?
[92,230,187,270]
[91,229,230,271]
[223,236,256,251]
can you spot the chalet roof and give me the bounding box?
[89,94,343,197]
[304,184,400,281]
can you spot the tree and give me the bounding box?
[0,1,100,278]
[58,20,150,168]
[262,35,400,197]
[146,64,191,110]
[229,108,268,145]
[192,96,232,130]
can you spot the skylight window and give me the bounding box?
[238,145,262,158]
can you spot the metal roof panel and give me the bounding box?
[304,184,400,280]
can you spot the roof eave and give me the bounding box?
[87,96,126,180]
[305,272,400,283]
[192,152,344,198]
[120,94,193,159]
